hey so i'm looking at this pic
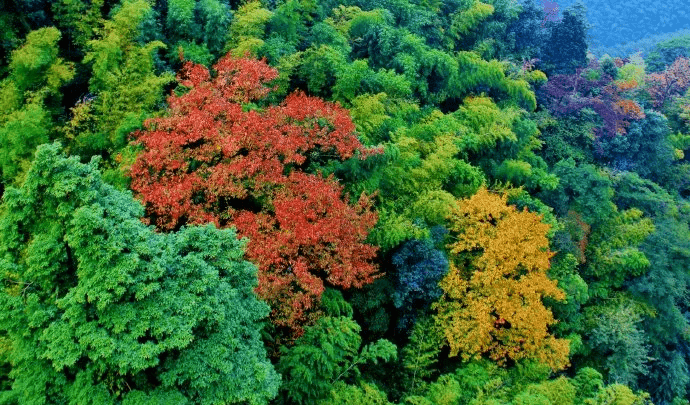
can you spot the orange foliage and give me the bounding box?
[434,189,570,370]
[614,99,644,117]
[613,99,645,134]
[615,79,638,92]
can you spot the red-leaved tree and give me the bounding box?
[646,56,690,108]
[129,55,380,338]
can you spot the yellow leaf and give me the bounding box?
[434,188,569,370]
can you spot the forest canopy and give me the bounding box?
[0,0,689,404]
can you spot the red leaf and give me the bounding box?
[130,55,379,338]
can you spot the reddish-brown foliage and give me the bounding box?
[129,55,379,336]
[647,57,690,108]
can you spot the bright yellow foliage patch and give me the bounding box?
[434,188,570,370]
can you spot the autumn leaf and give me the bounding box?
[130,54,380,339]
[434,188,569,370]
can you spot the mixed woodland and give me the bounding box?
[1,0,690,404]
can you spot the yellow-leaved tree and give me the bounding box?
[433,188,569,370]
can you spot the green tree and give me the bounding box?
[227,1,273,56]
[597,111,677,187]
[0,27,74,186]
[632,216,690,403]
[512,377,577,405]
[0,100,50,186]
[583,209,653,298]
[52,0,104,50]
[402,316,443,393]
[198,0,232,56]
[0,10,19,76]
[535,110,596,166]
[320,382,394,405]
[546,253,588,340]
[584,384,653,405]
[267,0,316,48]
[67,0,172,185]
[405,374,462,405]
[165,0,232,62]
[447,0,495,49]
[166,0,198,44]
[0,143,279,404]
[541,4,589,75]
[646,34,690,73]
[540,158,616,226]
[298,44,348,96]
[7,27,74,99]
[585,299,651,387]
[277,316,396,404]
